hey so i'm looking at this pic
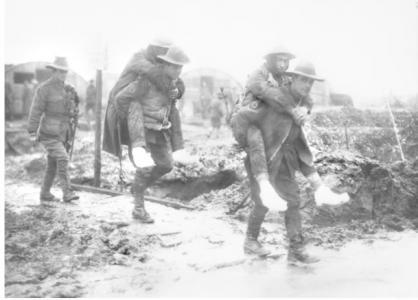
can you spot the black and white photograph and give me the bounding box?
[2,0,418,297]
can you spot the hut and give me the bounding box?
[181,67,244,120]
[4,61,88,118]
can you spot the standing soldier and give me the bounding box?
[103,46,194,223]
[5,81,14,121]
[208,90,226,138]
[85,79,96,129]
[27,57,79,203]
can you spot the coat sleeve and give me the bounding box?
[27,86,47,134]
[127,101,146,148]
[303,95,314,113]
[114,78,148,120]
[175,78,185,99]
[115,78,149,149]
[246,125,269,178]
[126,53,169,93]
[246,69,294,114]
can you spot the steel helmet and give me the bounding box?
[158,46,190,65]
[285,60,324,81]
[264,45,295,59]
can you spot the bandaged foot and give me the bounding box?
[315,185,350,206]
[132,147,155,168]
[258,177,287,211]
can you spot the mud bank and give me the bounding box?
[4,108,418,297]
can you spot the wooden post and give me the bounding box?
[344,121,349,150]
[93,70,102,187]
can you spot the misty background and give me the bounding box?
[4,0,418,106]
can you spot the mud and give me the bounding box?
[4,108,418,297]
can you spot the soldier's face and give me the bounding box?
[52,69,68,82]
[274,54,290,74]
[291,75,314,98]
[164,64,183,80]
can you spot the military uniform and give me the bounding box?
[103,44,190,223]
[242,85,316,255]
[27,76,79,202]
[107,74,184,221]
[85,82,96,113]
[231,62,316,257]
[103,51,185,158]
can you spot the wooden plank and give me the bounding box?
[70,183,195,210]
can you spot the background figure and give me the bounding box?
[208,90,226,138]
[200,81,212,119]
[22,80,34,115]
[85,79,96,129]
[5,81,14,121]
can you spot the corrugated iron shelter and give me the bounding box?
[5,61,88,118]
[181,67,244,119]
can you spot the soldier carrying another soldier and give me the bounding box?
[103,45,197,223]
[232,56,349,264]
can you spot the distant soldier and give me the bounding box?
[85,79,96,129]
[103,46,195,223]
[22,80,34,115]
[208,90,226,138]
[27,57,79,203]
[5,81,14,121]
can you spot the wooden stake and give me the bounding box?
[94,70,102,187]
[70,183,196,210]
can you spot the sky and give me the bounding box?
[4,0,418,102]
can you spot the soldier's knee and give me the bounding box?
[253,203,269,217]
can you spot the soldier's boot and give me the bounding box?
[57,159,79,202]
[288,236,320,264]
[244,205,270,257]
[132,171,154,223]
[40,156,60,202]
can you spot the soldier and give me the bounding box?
[231,45,297,149]
[27,57,79,203]
[208,90,226,138]
[235,60,348,263]
[85,79,96,129]
[5,81,14,121]
[103,46,194,223]
[103,37,185,157]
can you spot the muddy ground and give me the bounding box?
[4,107,418,297]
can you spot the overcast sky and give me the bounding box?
[4,0,418,102]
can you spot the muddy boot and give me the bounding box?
[57,159,79,202]
[132,171,154,223]
[244,237,270,257]
[244,205,269,256]
[40,156,60,202]
[288,238,319,264]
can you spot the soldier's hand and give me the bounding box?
[172,149,200,165]
[292,106,309,126]
[28,132,38,144]
[315,185,350,206]
[168,88,179,100]
[132,147,155,168]
[257,177,287,211]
